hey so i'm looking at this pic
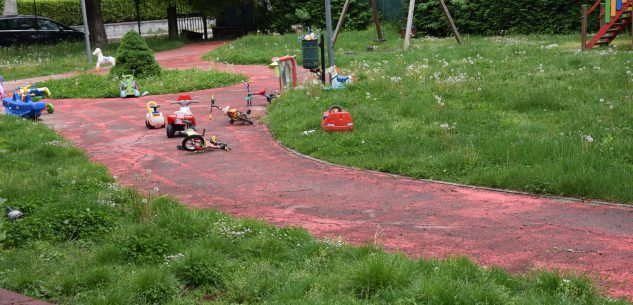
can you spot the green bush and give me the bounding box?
[13,0,166,26]
[402,0,587,36]
[255,0,373,34]
[110,30,161,79]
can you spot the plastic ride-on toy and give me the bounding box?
[145,101,165,129]
[166,95,199,137]
[120,75,141,98]
[243,81,276,106]
[321,106,354,132]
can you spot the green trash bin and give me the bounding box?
[301,39,319,70]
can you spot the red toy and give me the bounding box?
[166,95,199,138]
[210,97,253,125]
[321,106,354,132]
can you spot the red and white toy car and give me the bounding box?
[166,95,198,138]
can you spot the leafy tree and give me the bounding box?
[110,30,161,79]
[86,0,108,47]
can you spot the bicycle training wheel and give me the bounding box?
[181,135,205,152]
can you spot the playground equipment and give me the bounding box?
[403,0,462,50]
[243,82,277,106]
[581,0,632,49]
[332,0,386,46]
[270,56,298,94]
[321,106,354,132]
[210,98,253,125]
[2,93,48,119]
[92,48,116,70]
[17,83,51,102]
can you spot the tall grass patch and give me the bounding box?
[0,115,628,304]
[209,31,633,203]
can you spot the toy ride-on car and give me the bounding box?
[166,95,199,138]
[145,101,165,129]
[120,75,141,98]
[321,105,354,132]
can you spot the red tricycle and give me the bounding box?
[166,95,199,138]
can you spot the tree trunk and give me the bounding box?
[2,0,18,15]
[167,3,178,39]
[85,0,108,48]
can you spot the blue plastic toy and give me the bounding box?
[2,92,47,119]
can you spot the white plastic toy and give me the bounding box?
[92,48,116,70]
[145,101,165,129]
[0,75,5,98]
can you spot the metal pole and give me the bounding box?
[320,35,326,84]
[80,0,92,64]
[581,4,588,51]
[325,0,334,68]
[135,0,141,34]
[404,0,415,50]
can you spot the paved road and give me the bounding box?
[6,41,633,301]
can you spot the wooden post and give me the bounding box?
[371,0,385,41]
[582,4,588,51]
[332,0,351,47]
[439,0,463,44]
[404,0,415,50]
[600,3,606,28]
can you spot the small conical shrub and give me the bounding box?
[110,30,161,79]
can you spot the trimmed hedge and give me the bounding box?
[8,0,166,26]
[402,0,588,36]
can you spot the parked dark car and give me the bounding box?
[0,15,84,47]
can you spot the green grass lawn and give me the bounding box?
[206,30,633,204]
[0,115,628,304]
[38,69,247,99]
[0,37,186,80]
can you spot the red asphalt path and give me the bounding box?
[5,41,633,301]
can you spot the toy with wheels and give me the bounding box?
[166,95,198,138]
[243,81,276,106]
[210,98,253,125]
[18,83,52,101]
[2,92,48,119]
[145,101,165,129]
[120,75,141,98]
[321,105,354,132]
[177,129,231,152]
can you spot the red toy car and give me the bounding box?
[166,95,198,138]
[321,106,354,132]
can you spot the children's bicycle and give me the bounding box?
[243,81,276,106]
[177,129,231,152]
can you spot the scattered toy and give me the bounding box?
[0,75,5,99]
[18,83,51,101]
[325,66,354,90]
[2,92,48,119]
[210,97,253,125]
[270,56,298,93]
[178,129,231,152]
[243,81,276,106]
[92,47,116,70]
[6,206,23,221]
[166,95,198,137]
[321,105,354,132]
[145,101,165,129]
[120,75,141,98]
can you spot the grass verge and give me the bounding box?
[208,30,633,203]
[0,113,628,304]
[0,37,187,80]
[37,69,247,99]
